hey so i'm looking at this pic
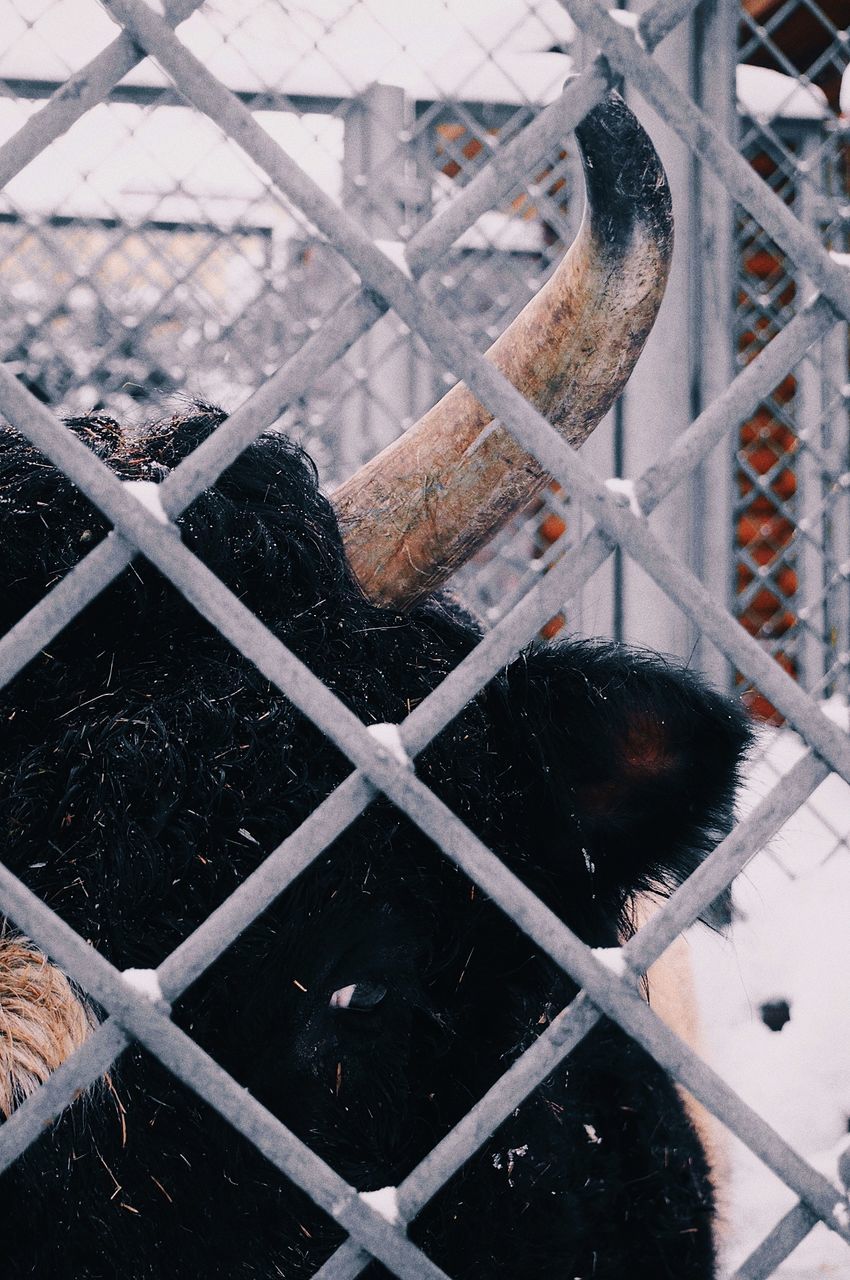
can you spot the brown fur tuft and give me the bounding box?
[0,933,96,1118]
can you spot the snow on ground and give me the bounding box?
[686,701,850,1278]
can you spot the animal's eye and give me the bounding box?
[329,982,387,1011]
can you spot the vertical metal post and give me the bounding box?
[821,123,850,702]
[570,410,619,639]
[557,28,618,640]
[691,0,738,692]
[618,1,697,661]
[824,314,850,702]
[340,83,413,474]
[795,124,827,693]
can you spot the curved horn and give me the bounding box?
[333,91,673,609]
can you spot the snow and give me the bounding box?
[360,1185,402,1226]
[591,945,629,978]
[841,63,850,118]
[687,705,850,1277]
[121,967,166,1005]
[122,480,171,527]
[374,241,413,279]
[604,477,643,518]
[0,0,574,105]
[0,96,343,223]
[737,65,830,124]
[366,722,414,770]
[0,0,574,226]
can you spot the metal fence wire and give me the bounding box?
[735,1,850,718]
[0,1,849,1277]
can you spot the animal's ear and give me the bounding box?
[506,641,752,911]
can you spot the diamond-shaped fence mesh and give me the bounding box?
[0,1,848,1277]
[735,3,850,718]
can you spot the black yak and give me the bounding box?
[0,95,749,1278]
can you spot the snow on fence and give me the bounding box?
[0,0,848,1276]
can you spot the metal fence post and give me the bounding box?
[690,0,738,692]
[795,123,828,692]
[825,310,850,702]
[339,82,414,473]
[560,22,629,643]
[821,123,850,703]
[618,0,698,661]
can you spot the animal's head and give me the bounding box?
[0,94,749,1275]
[0,404,358,644]
[0,87,681,953]
[0,402,749,1181]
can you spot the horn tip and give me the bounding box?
[575,91,674,261]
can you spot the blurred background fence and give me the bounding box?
[1,5,849,1273]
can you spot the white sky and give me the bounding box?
[0,3,827,222]
[0,0,575,220]
[0,0,576,98]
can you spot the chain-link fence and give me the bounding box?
[735,1,850,716]
[0,0,849,1276]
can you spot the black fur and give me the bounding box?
[0,408,750,1278]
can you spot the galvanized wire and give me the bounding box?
[0,1,848,1276]
[0,869,453,1280]
[0,0,204,191]
[731,1202,821,1280]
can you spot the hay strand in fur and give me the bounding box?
[0,933,95,1117]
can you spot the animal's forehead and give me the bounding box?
[281,895,430,976]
